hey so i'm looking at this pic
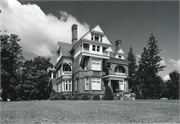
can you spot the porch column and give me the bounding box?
[108,80,112,91]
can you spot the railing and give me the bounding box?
[82,49,109,56]
[62,71,72,75]
[110,72,127,76]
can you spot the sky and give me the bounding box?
[0,0,179,80]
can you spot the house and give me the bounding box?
[54,24,129,98]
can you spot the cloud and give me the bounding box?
[0,0,89,57]
[160,58,166,66]
[163,75,170,81]
[136,54,141,60]
[167,59,180,71]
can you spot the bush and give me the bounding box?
[61,95,66,100]
[130,93,136,97]
[66,96,72,100]
[81,95,90,100]
[71,95,79,100]
[123,92,130,95]
[104,86,113,100]
[53,95,61,100]
[93,95,100,100]
[50,93,61,100]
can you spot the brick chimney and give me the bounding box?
[115,40,122,51]
[71,24,78,46]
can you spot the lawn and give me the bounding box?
[0,100,179,124]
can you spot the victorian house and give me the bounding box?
[53,24,129,98]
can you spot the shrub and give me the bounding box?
[53,95,61,100]
[61,95,66,100]
[123,92,130,95]
[50,93,61,100]
[104,86,113,100]
[130,93,136,97]
[81,95,90,100]
[66,96,72,100]
[71,95,79,100]
[93,95,100,100]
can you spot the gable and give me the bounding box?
[91,25,104,33]
[80,25,112,45]
[58,42,72,57]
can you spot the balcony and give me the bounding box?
[109,72,127,76]
[62,71,72,75]
[74,48,109,58]
[83,70,106,77]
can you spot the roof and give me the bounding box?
[58,42,72,57]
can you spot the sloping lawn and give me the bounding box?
[1,100,179,124]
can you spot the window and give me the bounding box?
[85,78,89,90]
[97,46,100,52]
[100,36,102,42]
[75,80,78,91]
[91,34,94,40]
[66,81,68,91]
[84,58,89,70]
[95,36,99,41]
[92,78,101,90]
[118,56,122,58]
[92,45,100,52]
[92,45,96,51]
[119,80,124,91]
[63,65,70,71]
[92,59,101,71]
[62,82,64,91]
[106,62,111,69]
[53,72,56,78]
[69,81,72,91]
[84,43,89,51]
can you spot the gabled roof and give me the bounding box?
[79,25,112,45]
[57,42,71,57]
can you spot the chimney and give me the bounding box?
[71,24,78,46]
[115,40,122,51]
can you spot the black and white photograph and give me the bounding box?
[0,0,179,123]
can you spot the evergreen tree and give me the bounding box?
[126,47,137,92]
[104,86,113,100]
[136,34,165,99]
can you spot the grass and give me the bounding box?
[0,100,179,124]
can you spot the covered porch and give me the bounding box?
[103,76,128,93]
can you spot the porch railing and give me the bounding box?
[62,71,72,75]
[109,72,127,76]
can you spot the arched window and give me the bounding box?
[114,66,126,74]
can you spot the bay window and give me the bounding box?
[91,78,101,90]
[92,59,101,71]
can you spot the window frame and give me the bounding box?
[91,78,101,90]
[85,78,89,90]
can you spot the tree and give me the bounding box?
[17,57,53,100]
[136,34,165,99]
[1,34,24,101]
[104,86,113,100]
[167,71,179,99]
[126,47,137,92]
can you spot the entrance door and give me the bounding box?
[112,80,119,93]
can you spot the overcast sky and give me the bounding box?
[1,0,179,80]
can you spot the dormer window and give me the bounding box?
[91,34,94,40]
[91,33,103,42]
[95,36,99,41]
